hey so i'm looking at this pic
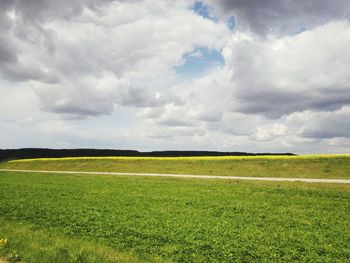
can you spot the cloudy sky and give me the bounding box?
[1,0,350,153]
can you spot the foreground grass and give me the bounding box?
[1,154,350,179]
[0,219,144,263]
[1,171,350,262]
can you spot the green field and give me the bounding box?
[0,218,144,263]
[1,161,350,262]
[2,154,350,179]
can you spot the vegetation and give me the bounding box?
[1,171,349,262]
[1,154,350,179]
[0,219,144,263]
[0,148,294,162]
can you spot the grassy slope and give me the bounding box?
[1,155,350,179]
[1,171,349,262]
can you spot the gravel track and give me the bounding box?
[1,168,350,184]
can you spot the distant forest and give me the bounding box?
[0,148,295,161]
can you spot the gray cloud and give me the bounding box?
[0,37,16,64]
[0,0,109,22]
[222,21,350,118]
[0,0,60,82]
[235,88,350,119]
[205,0,350,35]
[0,0,134,84]
[36,87,117,118]
[118,87,165,108]
[298,108,350,139]
[35,75,165,118]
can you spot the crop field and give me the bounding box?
[1,154,350,179]
[0,156,350,262]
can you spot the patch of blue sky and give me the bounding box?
[175,47,224,79]
[192,1,217,22]
[228,16,236,31]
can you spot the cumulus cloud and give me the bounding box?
[205,0,350,35]
[142,20,350,134]
[0,0,228,118]
[137,18,350,153]
[33,72,168,119]
[223,21,350,118]
[1,0,350,153]
[0,1,60,82]
[141,67,232,129]
[287,107,350,139]
[0,0,111,22]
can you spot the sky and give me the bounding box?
[1,0,350,154]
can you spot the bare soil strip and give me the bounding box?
[1,168,350,184]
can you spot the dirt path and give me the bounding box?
[1,168,350,184]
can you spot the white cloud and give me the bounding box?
[133,20,350,153]
[223,21,350,118]
[0,0,229,118]
[188,49,204,59]
[1,0,350,153]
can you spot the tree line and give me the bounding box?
[0,148,295,162]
